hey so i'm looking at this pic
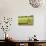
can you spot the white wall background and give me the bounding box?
[0,0,46,40]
